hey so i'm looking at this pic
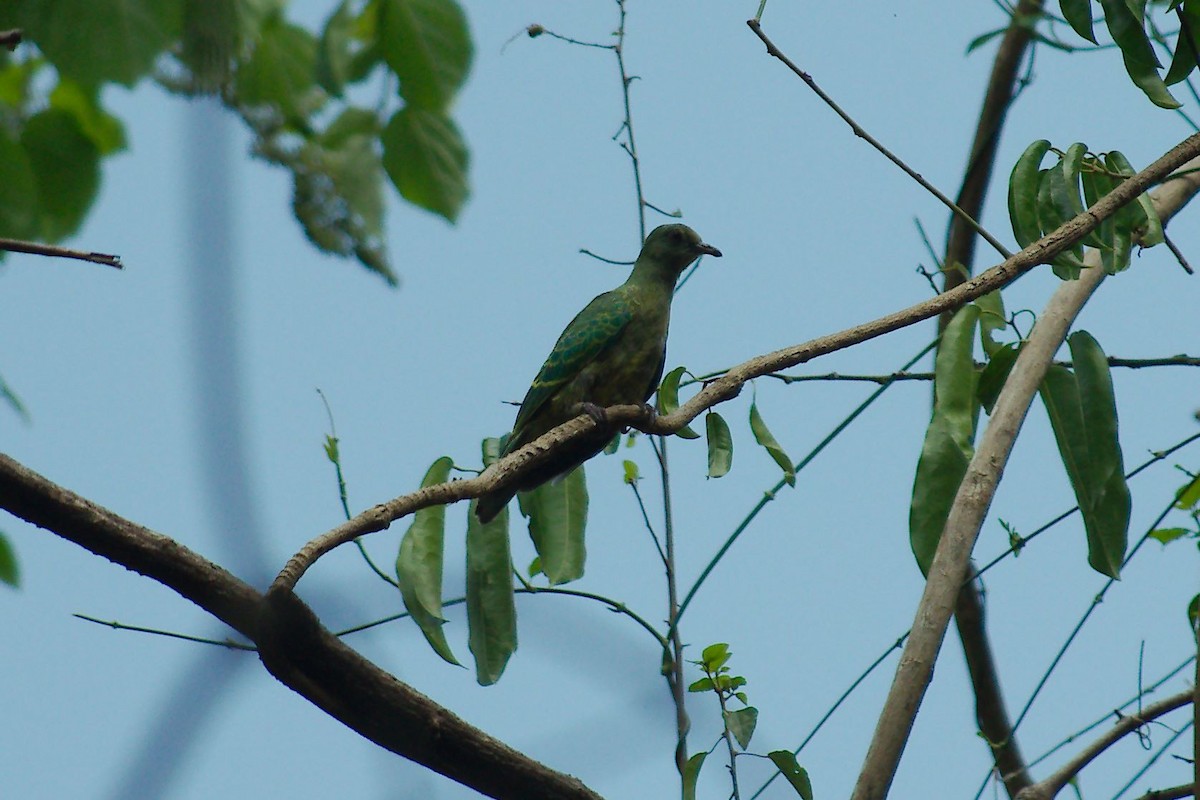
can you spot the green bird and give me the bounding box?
[476,223,721,523]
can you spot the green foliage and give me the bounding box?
[749,398,796,487]
[768,750,814,799]
[705,411,733,478]
[682,751,707,800]
[657,366,701,439]
[1007,140,1164,277]
[517,466,588,585]
[0,0,475,279]
[466,499,517,686]
[0,530,19,588]
[1039,332,1131,578]
[910,305,980,574]
[395,456,460,665]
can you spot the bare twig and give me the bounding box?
[0,237,122,268]
[745,19,1012,260]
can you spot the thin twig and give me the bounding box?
[73,613,256,650]
[0,237,122,268]
[745,19,1013,260]
[1162,230,1194,274]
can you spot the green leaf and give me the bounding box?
[382,106,469,222]
[687,677,715,693]
[1098,0,1181,108]
[49,79,127,155]
[768,751,814,800]
[705,412,733,478]
[622,459,639,484]
[725,706,758,750]
[1175,473,1200,509]
[975,290,1007,358]
[0,373,30,424]
[749,400,795,486]
[21,0,182,86]
[1037,167,1085,279]
[0,128,38,239]
[316,0,355,96]
[1060,0,1098,43]
[657,366,702,439]
[379,0,473,110]
[700,642,731,671]
[1039,333,1130,578]
[1008,139,1052,249]
[235,14,324,123]
[1105,150,1165,248]
[910,305,979,574]
[1148,527,1190,544]
[396,456,459,664]
[682,752,707,800]
[0,531,19,588]
[977,341,1021,414]
[1188,594,1199,639]
[517,466,587,585]
[466,498,517,685]
[1164,1,1200,84]
[21,109,100,242]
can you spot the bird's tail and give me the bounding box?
[475,487,516,524]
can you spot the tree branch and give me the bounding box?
[0,454,605,800]
[271,132,1200,594]
[849,156,1200,800]
[1013,690,1193,800]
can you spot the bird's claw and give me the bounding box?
[579,402,608,425]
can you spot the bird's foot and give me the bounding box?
[578,402,608,425]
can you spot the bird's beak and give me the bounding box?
[696,242,722,258]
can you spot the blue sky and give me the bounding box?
[3,3,1198,799]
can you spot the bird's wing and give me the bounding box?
[510,290,633,440]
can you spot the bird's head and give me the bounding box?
[639,223,722,274]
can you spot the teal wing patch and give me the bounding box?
[510,290,632,441]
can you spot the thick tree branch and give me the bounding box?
[849,158,1200,800]
[0,454,604,800]
[1013,690,1193,800]
[273,132,1200,594]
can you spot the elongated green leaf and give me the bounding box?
[657,366,701,439]
[725,706,758,750]
[910,305,979,574]
[382,106,469,222]
[1148,527,1189,544]
[1069,331,1130,577]
[975,291,1007,358]
[1081,158,1117,255]
[1008,139,1052,249]
[1060,0,1098,43]
[396,456,459,664]
[1164,1,1200,84]
[0,531,18,588]
[518,466,587,585]
[1188,594,1199,638]
[466,499,516,685]
[701,642,731,672]
[682,752,707,800]
[749,400,795,486]
[379,0,473,110]
[1098,0,1181,108]
[316,0,355,96]
[1105,150,1165,247]
[1038,168,1085,279]
[1040,337,1130,579]
[768,751,814,800]
[977,341,1021,414]
[705,412,733,478]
